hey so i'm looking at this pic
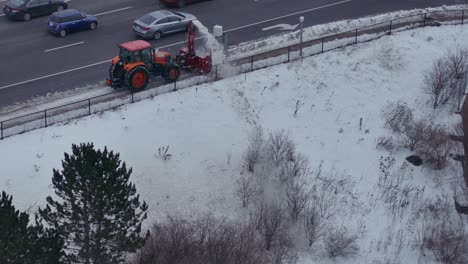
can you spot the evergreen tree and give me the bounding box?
[31,215,65,263]
[0,191,63,264]
[39,143,149,264]
[0,191,31,264]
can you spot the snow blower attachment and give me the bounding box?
[106,21,212,91]
[175,21,212,74]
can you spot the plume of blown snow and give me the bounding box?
[192,20,240,79]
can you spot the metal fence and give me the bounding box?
[0,9,466,140]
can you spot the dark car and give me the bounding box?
[3,0,68,21]
[159,0,211,8]
[47,9,97,37]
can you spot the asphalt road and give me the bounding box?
[0,0,457,110]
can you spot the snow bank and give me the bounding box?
[227,5,466,60]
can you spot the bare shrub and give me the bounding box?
[423,49,468,110]
[204,222,237,264]
[383,101,414,134]
[156,145,172,160]
[422,221,468,264]
[424,57,452,109]
[255,200,285,251]
[270,230,297,264]
[135,216,196,264]
[448,48,468,76]
[232,223,266,264]
[303,205,324,247]
[312,169,357,220]
[267,130,295,166]
[376,136,395,151]
[401,119,428,151]
[244,126,265,173]
[415,125,455,170]
[236,173,260,208]
[376,156,426,221]
[324,226,359,258]
[447,49,468,106]
[279,153,309,183]
[284,180,310,222]
[134,215,266,264]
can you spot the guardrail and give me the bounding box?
[0,9,465,140]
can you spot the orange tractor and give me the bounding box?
[106,21,212,91]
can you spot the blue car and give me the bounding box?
[47,9,97,37]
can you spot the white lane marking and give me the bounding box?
[0,14,4,17]
[225,0,352,33]
[262,23,299,31]
[0,60,109,91]
[64,0,72,2]
[93,6,132,17]
[0,0,7,2]
[44,41,85,52]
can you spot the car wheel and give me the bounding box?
[56,5,64,11]
[59,29,67,37]
[124,65,149,91]
[153,31,162,40]
[177,0,186,8]
[23,13,31,21]
[89,22,97,30]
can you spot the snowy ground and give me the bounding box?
[1,23,467,263]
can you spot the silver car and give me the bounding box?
[132,10,196,40]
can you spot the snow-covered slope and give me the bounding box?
[1,24,466,263]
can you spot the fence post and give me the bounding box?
[389,20,392,35]
[287,46,290,62]
[250,56,254,71]
[321,38,324,53]
[215,65,218,80]
[131,91,134,103]
[174,80,177,91]
[1,122,3,140]
[423,13,427,27]
[355,29,358,44]
[299,16,304,57]
[44,110,47,128]
[463,10,465,25]
[88,99,91,115]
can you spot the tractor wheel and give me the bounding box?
[109,62,125,88]
[163,66,180,82]
[89,22,97,30]
[177,0,186,8]
[23,13,31,21]
[59,29,67,37]
[153,31,162,40]
[125,66,149,92]
[56,5,65,12]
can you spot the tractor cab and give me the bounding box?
[116,40,154,68]
[118,47,152,65]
